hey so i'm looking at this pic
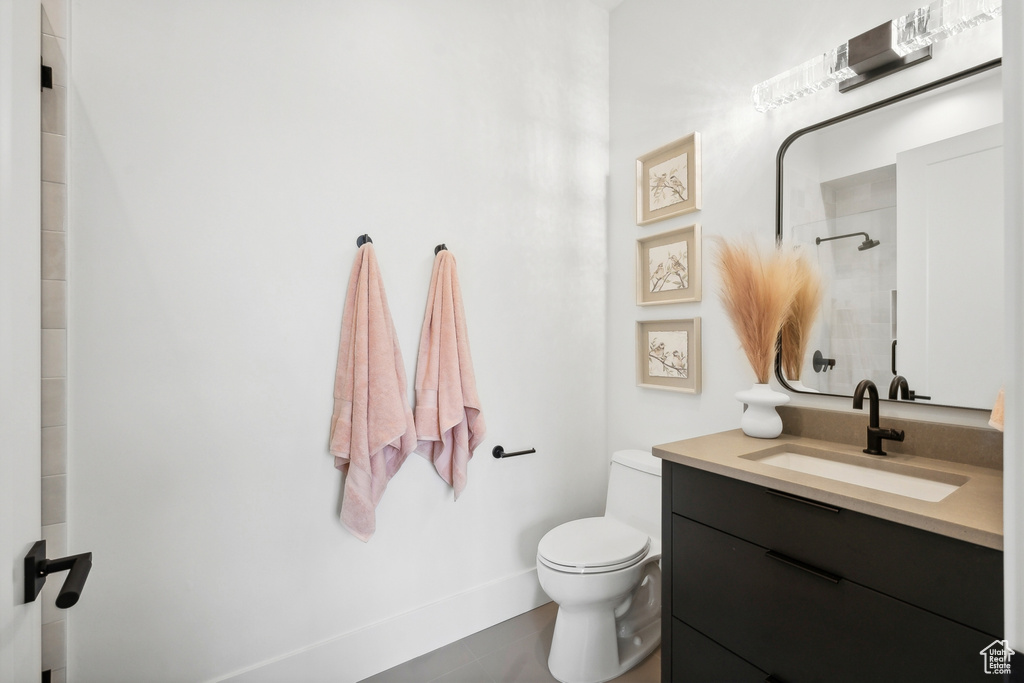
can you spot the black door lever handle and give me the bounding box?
[24,540,93,609]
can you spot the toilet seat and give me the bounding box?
[537,517,650,575]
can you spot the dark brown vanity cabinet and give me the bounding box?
[662,462,1004,683]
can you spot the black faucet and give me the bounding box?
[888,375,931,402]
[853,379,905,455]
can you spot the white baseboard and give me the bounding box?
[212,567,547,683]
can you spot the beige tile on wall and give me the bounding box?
[41,84,66,136]
[42,230,66,281]
[41,133,65,184]
[41,474,66,526]
[41,35,66,86]
[42,426,67,476]
[41,280,66,329]
[41,378,67,428]
[42,0,67,38]
[41,2,69,678]
[42,619,67,670]
[42,182,66,232]
[41,329,66,378]
[40,523,68,624]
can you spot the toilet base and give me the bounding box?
[545,562,661,683]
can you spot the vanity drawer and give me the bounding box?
[668,462,1002,635]
[669,618,768,682]
[671,514,997,683]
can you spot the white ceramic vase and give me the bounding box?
[785,379,819,393]
[735,383,790,439]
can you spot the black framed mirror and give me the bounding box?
[775,59,1003,411]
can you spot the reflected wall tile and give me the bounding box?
[835,184,871,215]
[871,179,896,208]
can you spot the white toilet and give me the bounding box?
[536,450,662,683]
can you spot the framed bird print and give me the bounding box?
[636,132,701,225]
[636,223,701,305]
[637,318,701,394]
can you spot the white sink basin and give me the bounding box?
[747,447,966,502]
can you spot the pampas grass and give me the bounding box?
[714,238,804,384]
[781,253,823,381]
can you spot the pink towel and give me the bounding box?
[330,243,417,542]
[414,251,486,499]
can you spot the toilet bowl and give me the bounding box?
[536,450,662,683]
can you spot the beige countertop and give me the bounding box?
[653,429,1003,551]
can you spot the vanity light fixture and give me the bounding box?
[752,0,1002,112]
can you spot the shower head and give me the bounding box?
[815,232,880,251]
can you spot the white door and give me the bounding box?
[896,123,1004,408]
[1,0,43,680]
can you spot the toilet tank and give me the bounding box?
[604,450,662,540]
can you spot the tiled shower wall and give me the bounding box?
[789,168,898,394]
[819,175,898,393]
[41,0,68,680]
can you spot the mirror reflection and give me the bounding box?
[777,64,1003,411]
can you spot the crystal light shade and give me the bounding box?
[752,0,1001,112]
[752,45,854,113]
[893,0,1002,56]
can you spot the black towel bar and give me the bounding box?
[356,234,372,247]
[492,445,535,459]
[434,243,447,255]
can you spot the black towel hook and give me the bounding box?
[24,540,92,609]
[356,234,373,247]
[434,243,447,255]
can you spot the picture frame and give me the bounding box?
[637,318,701,394]
[636,223,702,305]
[636,132,701,225]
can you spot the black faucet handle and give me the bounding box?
[884,428,905,443]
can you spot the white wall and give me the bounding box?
[607,0,1004,454]
[1002,0,1024,651]
[0,1,42,680]
[67,2,608,681]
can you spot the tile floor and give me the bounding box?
[361,601,661,683]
